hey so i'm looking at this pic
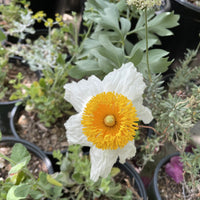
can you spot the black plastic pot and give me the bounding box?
[147,152,179,200]
[114,161,148,199]
[0,56,22,136]
[0,100,21,136]
[0,56,41,136]
[160,0,200,60]
[0,27,22,46]
[0,56,23,136]
[0,136,54,174]
[10,105,67,172]
[171,0,200,20]
[56,0,86,14]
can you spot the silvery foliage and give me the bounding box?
[8,9,35,40]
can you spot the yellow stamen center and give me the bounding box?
[104,115,115,127]
[81,92,139,150]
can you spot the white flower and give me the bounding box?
[64,62,153,182]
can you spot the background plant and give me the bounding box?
[0,0,35,42]
[53,145,136,200]
[0,133,63,200]
[0,40,8,100]
[140,41,200,198]
[69,0,179,79]
[8,11,80,126]
[0,0,36,102]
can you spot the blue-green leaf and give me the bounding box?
[7,184,31,200]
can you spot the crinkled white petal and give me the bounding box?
[132,96,153,124]
[102,62,146,101]
[89,147,119,182]
[117,140,136,163]
[136,104,153,124]
[64,113,92,146]
[89,141,136,182]
[64,75,103,112]
[102,62,153,124]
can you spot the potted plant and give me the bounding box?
[0,46,40,136]
[7,11,80,158]
[135,40,200,198]
[0,0,36,45]
[52,145,148,199]
[0,133,148,199]
[148,144,200,200]
[0,134,62,199]
[0,0,41,136]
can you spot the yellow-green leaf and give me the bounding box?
[46,174,63,187]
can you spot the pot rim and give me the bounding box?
[173,0,200,13]
[151,152,180,199]
[0,99,21,105]
[114,161,148,200]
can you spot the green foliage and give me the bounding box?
[7,184,31,200]
[0,0,36,101]
[0,28,6,41]
[134,10,179,40]
[7,12,78,127]
[144,73,165,117]
[169,44,200,93]
[0,0,34,40]
[150,44,200,151]
[0,143,63,200]
[137,48,172,74]
[0,67,8,99]
[53,145,133,200]
[181,147,200,197]
[0,44,9,100]
[156,93,193,150]
[69,0,179,79]
[138,37,200,198]
[190,86,200,122]
[0,143,136,200]
[10,74,73,127]
[141,135,163,165]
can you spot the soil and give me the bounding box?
[157,165,184,200]
[0,142,48,179]
[187,0,200,7]
[157,165,200,200]
[14,109,68,153]
[0,60,39,102]
[0,0,10,5]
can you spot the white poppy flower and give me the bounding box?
[64,62,153,182]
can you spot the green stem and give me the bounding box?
[127,27,144,36]
[144,7,151,82]
[0,152,35,180]
[74,15,79,48]
[0,152,15,164]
